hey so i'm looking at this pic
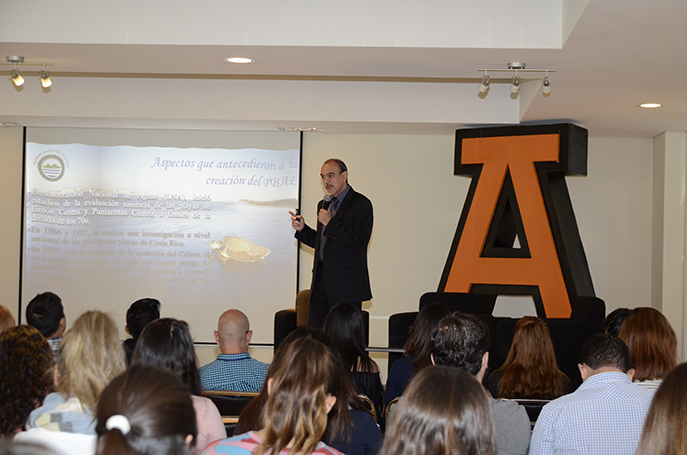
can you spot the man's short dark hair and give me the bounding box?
[25,292,64,338]
[324,158,348,174]
[431,313,490,376]
[580,333,631,372]
[126,298,161,339]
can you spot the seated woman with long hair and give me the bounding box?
[15,311,126,454]
[487,316,568,399]
[95,365,197,455]
[618,307,678,390]
[130,318,226,451]
[236,328,382,455]
[0,325,53,437]
[380,365,497,455]
[322,303,383,422]
[204,337,347,455]
[635,362,687,455]
[385,302,451,406]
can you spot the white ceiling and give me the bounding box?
[0,0,686,137]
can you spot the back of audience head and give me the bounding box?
[618,307,678,382]
[125,298,161,340]
[603,307,630,337]
[322,302,372,372]
[0,325,53,437]
[131,318,201,396]
[635,362,687,455]
[25,292,65,338]
[0,306,16,334]
[497,316,568,399]
[237,328,361,444]
[431,312,489,377]
[404,302,451,371]
[215,309,251,354]
[578,333,631,379]
[58,310,126,413]
[256,337,341,455]
[380,365,496,455]
[95,365,197,455]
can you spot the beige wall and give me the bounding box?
[2,127,674,374]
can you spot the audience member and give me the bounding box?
[203,337,344,455]
[131,318,226,450]
[530,333,654,455]
[384,302,451,407]
[0,305,16,334]
[603,307,630,337]
[618,307,678,389]
[0,441,52,455]
[122,297,160,364]
[200,309,269,392]
[635,362,687,455]
[0,325,53,437]
[25,292,65,357]
[237,328,382,455]
[95,365,197,455]
[380,365,497,455]
[16,311,126,454]
[487,316,569,399]
[431,313,530,455]
[323,302,384,423]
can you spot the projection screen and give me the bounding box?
[21,128,301,344]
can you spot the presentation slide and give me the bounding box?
[22,129,300,343]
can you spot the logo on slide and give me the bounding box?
[37,153,66,182]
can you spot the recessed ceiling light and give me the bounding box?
[279,127,322,132]
[225,57,254,64]
[639,103,662,109]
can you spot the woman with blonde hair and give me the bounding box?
[487,316,568,399]
[635,362,687,455]
[15,311,126,454]
[204,337,344,455]
[380,365,497,455]
[618,307,678,389]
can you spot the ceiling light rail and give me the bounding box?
[478,62,555,96]
[2,56,54,88]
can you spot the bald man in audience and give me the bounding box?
[200,309,269,391]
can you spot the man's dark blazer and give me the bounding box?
[295,186,373,303]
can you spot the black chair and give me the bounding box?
[358,394,378,424]
[514,398,550,428]
[274,290,370,350]
[202,390,260,434]
[419,292,486,314]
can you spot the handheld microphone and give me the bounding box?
[323,194,332,210]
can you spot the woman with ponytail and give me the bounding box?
[95,364,197,455]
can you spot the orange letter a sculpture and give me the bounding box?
[439,124,594,318]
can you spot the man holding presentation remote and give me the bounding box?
[289,158,373,329]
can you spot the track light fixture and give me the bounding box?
[40,65,52,88]
[2,56,55,89]
[477,62,555,97]
[478,73,491,93]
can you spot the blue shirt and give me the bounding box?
[200,352,269,392]
[529,371,654,455]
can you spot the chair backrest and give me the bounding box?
[358,394,378,424]
[384,396,400,424]
[202,390,260,417]
[387,311,418,373]
[513,398,551,428]
[419,292,485,314]
[295,289,311,328]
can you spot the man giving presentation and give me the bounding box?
[289,158,373,328]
